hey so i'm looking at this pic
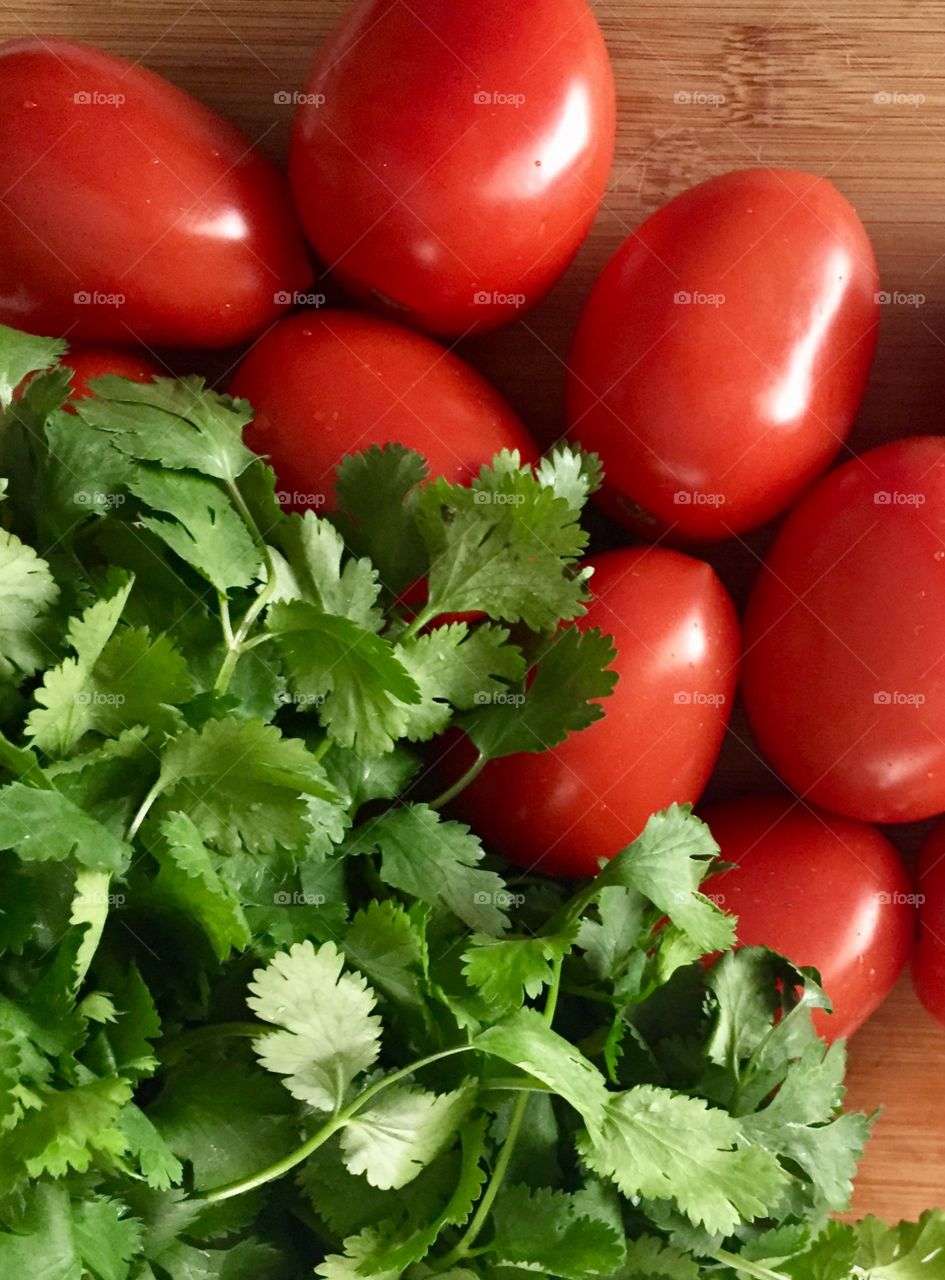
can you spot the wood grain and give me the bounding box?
[2,0,945,1221]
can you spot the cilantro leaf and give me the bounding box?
[368,804,511,934]
[414,462,590,628]
[487,1184,625,1278]
[618,1235,701,1279]
[74,377,257,484]
[130,468,262,593]
[248,940,382,1110]
[595,806,734,953]
[267,602,420,755]
[0,1076,132,1190]
[853,1210,945,1279]
[462,626,617,758]
[332,444,429,598]
[476,1009,610,1133]
[0,782,132,873]
[580,1086,789,1235]
[344,899,429,1012]
[71,1196,143,1280]
[118,1104,184,1190]
[0,527,58,685]
[152,717,339,857]
[151,812,251,962]
[271,512,383,630]
[462,928,577,1017]
[397,623,526,741]
[536,444,604,510]
[340,1082,475,1189]
[0,324,66,409]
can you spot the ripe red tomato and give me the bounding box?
[229,311,538,509]
[448,547,739,877]
[566,169,879,541]
[914,823,945,1028]
[0,39,311,347]
[289,0,615,335]
[62,347,162,405]
[742,437,945,824]
[701,795,914,1041]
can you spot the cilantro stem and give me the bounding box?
[399,604,438,643]
[213,476,279,697]
[429,751,487,810]
[159,1020,262,1062]
[197,1044,476,1204]
[435,956,565,1269]
[126,775,165,842]
[713,1249,791,1280]
[218,592,235,649]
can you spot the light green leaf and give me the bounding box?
[0,527,58,685]
[340,1082,475,1189]
[248,941,382,1110]
[271,512,382,630]
[579,1086,788,1235]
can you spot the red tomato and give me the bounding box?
[566,169,879,541]
[701,795,914,1041]
[63,347,162,405]
[0,39,311,347]
[289,0,615,335]
[448,547,739,877]
[229,311,538,509]
[742,437,945,824]
[914,822,945,1028]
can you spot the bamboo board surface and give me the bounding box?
[2,0,945,1220]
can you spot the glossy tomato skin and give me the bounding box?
[289,0,615,335]
[743,437,945,824]
[230,310,538,509]
[701,795,914,1041]
[566,169,879,541]
[448,547,739,877]
[62,347,162,404]
[0,39,311,347]
[914,822,945,1028]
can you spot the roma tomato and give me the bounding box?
[701,795,914,1041]
[448,547,739,877]
[0,39,311,346]
[289,0,615,335]
[743,437,945,823]
[62,347,162,405]
[914,822,945,1028]
[229,311,537,509]
[566,169,879,541]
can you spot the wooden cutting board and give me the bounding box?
[2,0,945,1221]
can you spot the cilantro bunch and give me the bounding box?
[0,323,940,1280]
